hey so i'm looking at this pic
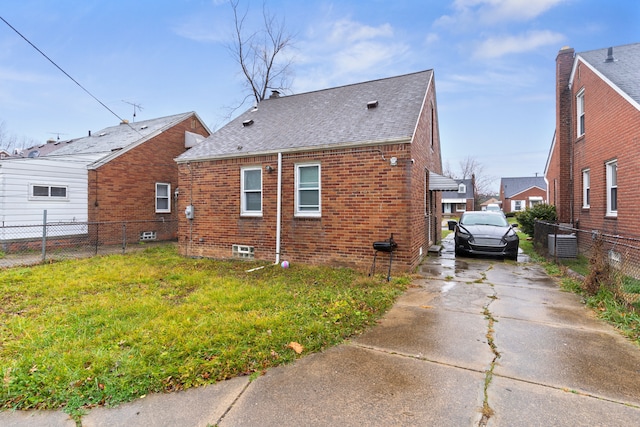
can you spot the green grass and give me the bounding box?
[0,245,407,416]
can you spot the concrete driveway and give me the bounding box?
[3,236,640,426]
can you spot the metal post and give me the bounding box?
[122,223,127,254]
[42,210,47,262]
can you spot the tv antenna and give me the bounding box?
[122,100,143,122]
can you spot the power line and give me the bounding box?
[0,15,136,131]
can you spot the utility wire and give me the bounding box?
[0,15,137,132]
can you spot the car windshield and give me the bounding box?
[460,213,508,227]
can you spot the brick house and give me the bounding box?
[441,178,475,217]
[545,43,640,234]
[499,176,547,214]
[0,112,210,243]
[175,71,456,272]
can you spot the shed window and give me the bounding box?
[30,184,68,200]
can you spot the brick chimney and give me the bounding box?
[555,46,575,223]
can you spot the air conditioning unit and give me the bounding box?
[548,234,577,258]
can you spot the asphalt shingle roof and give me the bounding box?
[501,176,547,199]
[441,178,473,199]
[48,112,196,157]
[178,70,434,161]
[578,43,640,105]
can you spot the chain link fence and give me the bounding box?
[534,220,640,310]
[0,217,177,269]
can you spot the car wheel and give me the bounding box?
[506,253,518,261]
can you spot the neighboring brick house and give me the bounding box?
[0,112,210,243]
[175,71,457,272]
[546,43,640,234]
[442,178,475,217]
[499,176,547,214]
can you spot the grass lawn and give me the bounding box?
[0,245,408,416]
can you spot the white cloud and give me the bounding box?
[294,18,410,93]
[473,30,565,59]
[438,0,569,28]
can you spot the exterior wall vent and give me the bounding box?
[140,231,157,241]
[232,244,255,259]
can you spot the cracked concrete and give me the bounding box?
[3,235,640,426]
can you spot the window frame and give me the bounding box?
[606,160,617,217]
[240,167,263,217]
[582,169,590,209]
[155,182,171,213]
[295,163,321,217]
[29,183,69,201]
[513,200,523,211]
[577,88,585,137]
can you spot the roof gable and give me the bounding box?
[178,70,434,161]
[501,176,547,198]
[572,43,640,110]
[441,178,473,198]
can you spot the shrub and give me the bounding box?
[516,204,557,237]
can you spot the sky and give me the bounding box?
[1,0,639,192]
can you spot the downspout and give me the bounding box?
[275,152,282,264]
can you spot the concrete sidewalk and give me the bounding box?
[3,237,640,426]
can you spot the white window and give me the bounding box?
[295,163,321,217]
[156,183,171,213]
[582,169,590,208]
[29,184,68,200]
[606,160,617,216]
[241,167,262,216]
[513,200,523,211]
[458,183,466,194]
[577,89,585,137]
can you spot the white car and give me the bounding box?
[485,203,501,212]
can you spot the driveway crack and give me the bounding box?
[479,281,500,426]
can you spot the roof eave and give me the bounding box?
[175,137,412,164]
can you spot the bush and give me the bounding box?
[516,204,557,237]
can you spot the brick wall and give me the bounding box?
[178,145,413,271]
[89,115,210,243]
[570,59,640,236]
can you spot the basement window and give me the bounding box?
[140,231,157,241]
[232,244,255,259]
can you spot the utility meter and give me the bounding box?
[185,205,194,219]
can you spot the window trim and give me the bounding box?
[29,183,69,201]
[606,160,617,217]
[155,182,171,213]
[240,167,263,217]
[295,163,321,217]
[577,88,585,137]
[582,169,590,209]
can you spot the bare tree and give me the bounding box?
[228,0,294,107]
[0,120,38,156]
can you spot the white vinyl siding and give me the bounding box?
[155,183,171,213]
[295,163,321,217]
[241,167,262,216]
